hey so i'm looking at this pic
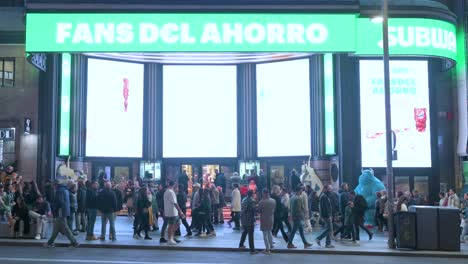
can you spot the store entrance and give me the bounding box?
[264,160,304,190]
[92,162,133,187]
[164,162,236,197]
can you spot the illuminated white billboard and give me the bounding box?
[86,58,144,157]
[163,65,237,157]
[360,60,431,168]
[256,59,311,157]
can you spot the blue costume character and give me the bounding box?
[354,169,386,225]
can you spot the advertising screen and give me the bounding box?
[163,65,237,157]
[256,59,311,157]
[86,58,144,157]
[360,60,431,167]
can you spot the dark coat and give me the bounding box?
[113,188,123,211]
[97,188,118,214]
[177,191,187,212]
[215,173,226,189]
[51,185,71,218]
[86,188,98,210]
[319,192,333,218]
[290,174,301,190]
[77,186,87,213]
[339,190,350,217]
[240,196,256,227]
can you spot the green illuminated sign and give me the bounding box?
[324,53,335,155]
[25,13,458,62]
[59,53,71,156]
[26,13,356,52]
[356,18,457,61]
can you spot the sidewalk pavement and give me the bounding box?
[0,216,467,258]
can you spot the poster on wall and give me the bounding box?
[86,58,144,157]
[360,60,431,168]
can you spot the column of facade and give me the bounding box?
[37,54,60,183]
[238,64,257,161]
[70,54,86,159]
[310,55,326,157]
[143,63,162,161]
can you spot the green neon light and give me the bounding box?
[59,53,71,156]
[356,18,457,61]
[456,23,466,75]
[26,13,356,52]
[324,53,335,155]
[25,13,458,62]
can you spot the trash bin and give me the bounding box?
[438,207,461,251]
[394,211,417,249]
[409,206,438,250]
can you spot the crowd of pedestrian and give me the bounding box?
[1,164,467,252]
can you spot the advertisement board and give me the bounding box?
[86,58,144,157]
[257,59,311,157]
[162,65,237,158]
[360,60,431,168]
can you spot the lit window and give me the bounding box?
[0,58,15,87]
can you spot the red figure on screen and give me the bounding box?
[414,107,427,132]
[123,78,129,112]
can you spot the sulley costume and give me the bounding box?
[354,169,386,225]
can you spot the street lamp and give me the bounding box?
[382,0,396,249]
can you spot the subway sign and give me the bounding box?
[25,13,458,61]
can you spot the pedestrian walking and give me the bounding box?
[287,186,312,249]
[164,180,185,245]
[228,184,241,230]
[238,190,257,254]
[135,187,152,240]
[316,185,335,248]
[258,188,275,254]
[44,181,79,248]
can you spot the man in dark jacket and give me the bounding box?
[112,181,123,212]
[156,185,168,243]
[339,183,350,219]
[238,190,256,254]
[316,185,334,248]
[290,170,301,191]
[287,186,313,249]
[76,179,87,232]
[97,182,118,241]
[44,181,79,248]
[176,184,192,237]
[85,181,99,241]
[214,169,226,195]
[178,171,190,194]
[333,183,351,238]
[353,192,373,241]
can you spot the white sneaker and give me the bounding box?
[168,240,178,245]
[34,234,41,240]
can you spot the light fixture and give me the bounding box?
[371,16,384,23]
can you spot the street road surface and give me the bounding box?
[0,246,466,264]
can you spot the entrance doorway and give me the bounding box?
[164,162,236,197]
[92,162,132,186]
